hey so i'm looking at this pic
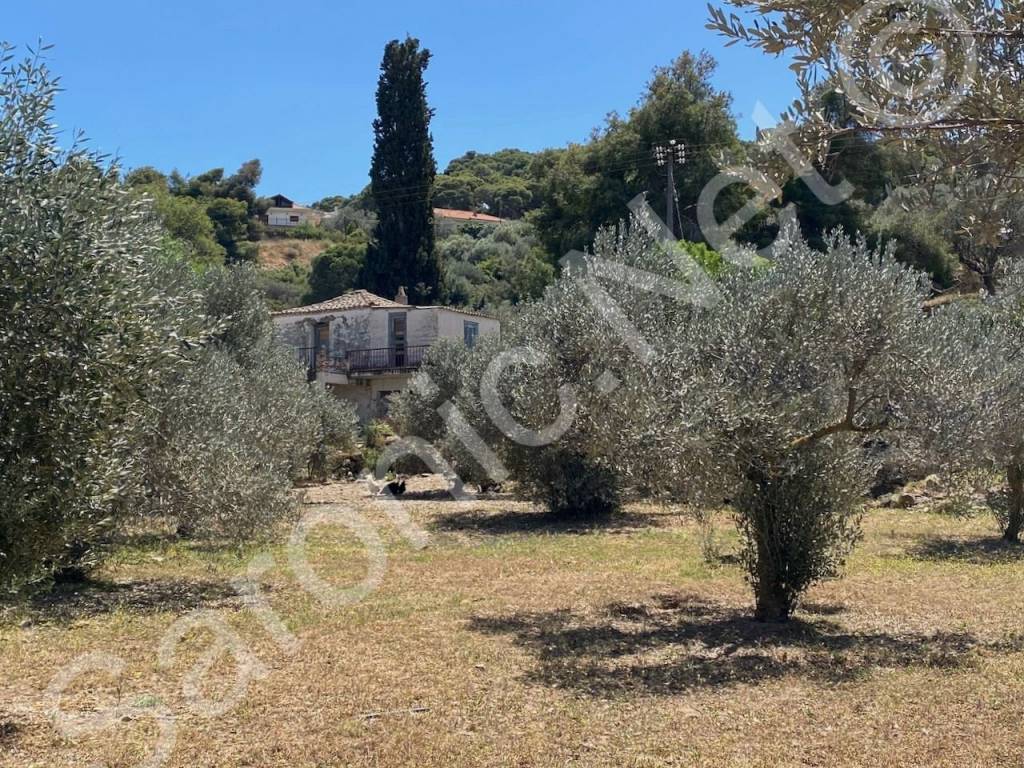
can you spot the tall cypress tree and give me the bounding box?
[362,37,442,304]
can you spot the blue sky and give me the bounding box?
[9,0,798,202]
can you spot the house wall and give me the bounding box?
[274,306,499,423]
[436,309,500,345]
[328,374,412,422]
[273,307,497,358]
[321,308,438,356]
[266,206,321,227]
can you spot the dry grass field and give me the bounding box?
[4,477,1024,767]
[257,238,329,271]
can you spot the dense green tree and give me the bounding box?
[435,149,541,218]
[152,192,226,267]
[530,51,745,257]
[128,158,264,267]
[433,173,480,211]
[709,0,1024,291]
[362,37,442,303]
[125,168,226,267]
[124,165,168,188]
[312,194,350,212]
[304,232,369,303]
[206,196,253,263]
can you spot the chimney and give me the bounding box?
[395,286,408,305]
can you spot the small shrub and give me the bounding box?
[515,449,621,519]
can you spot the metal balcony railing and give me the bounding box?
[299,345,429,376]
[343,345,428,372]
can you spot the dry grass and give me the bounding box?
[4,477,1024,767]
[257,238,328,271]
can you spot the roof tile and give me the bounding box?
[272,289,405,316]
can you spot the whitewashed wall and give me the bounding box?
[435,309,500,344]
[273,306,493,357]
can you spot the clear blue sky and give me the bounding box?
[9,0,797,202]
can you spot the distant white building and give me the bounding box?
[263,193,323,228]
[273,288,499,421]
[433,206,504,237]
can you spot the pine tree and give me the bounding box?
[362,37,442,304]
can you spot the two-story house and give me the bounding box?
[273,288,499,421]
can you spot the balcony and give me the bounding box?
[297,345,429,377]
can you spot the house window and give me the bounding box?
[464,320,479,349]
[289,214,300,223]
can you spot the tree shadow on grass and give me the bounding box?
[907,536,1024,565]
[469,593,1023,697]
[5,577,240,625]
[0,719,19,747]
[431,508,673,537]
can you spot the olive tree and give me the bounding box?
[137,264,359,540]
[395,212,706,517]
[0,46,205,588]
[928,263,1024,541]
[642,228,937,621]
[708,0,1024,290]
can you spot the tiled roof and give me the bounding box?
[272,289,406,316]
[272,289,497,320]
[420,304,495,319]
[434,207,504,224]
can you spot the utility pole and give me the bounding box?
[652,139,686,238]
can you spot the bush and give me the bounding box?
[927,261,1024,541]
[871,211,957,287]
[397,214,694,514]
[136,343,317,540]
[258,263,311,310]
[306,382,361,481]
[515,448,621,519]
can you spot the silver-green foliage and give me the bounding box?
[644,228,935,619]
[138,264,359,540]
[0,46,200,588]
[396,213,700,516]
[0,47,359,587]
[928,262,1024,539]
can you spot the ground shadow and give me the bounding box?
[799,601,848,617]
[469,593,1022,697]
[111,529,250,558]
[0,718,19,747]
[431,507,671,536]
[908,536,1024,565]
[4,577,240,625]
[398,487,496,501]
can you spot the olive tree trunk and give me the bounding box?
[1004,462,1024,544]
[754,554,793,622]
[746,468,796,623]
